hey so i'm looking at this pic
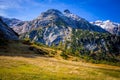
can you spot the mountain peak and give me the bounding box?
[37,9,63,19]
[45,9,62,14]
[91,20,120,35]
[95,20,103,23]
[64,9,71,14]
[104,20,111,23]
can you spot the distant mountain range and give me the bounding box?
[1,10,120,36]
[0,9,108,44]
[0,9,120,61]
[91,20,120,35]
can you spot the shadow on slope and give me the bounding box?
[0,40,49,58]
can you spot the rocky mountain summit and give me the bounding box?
[91,20,120,35]
[1,9,107,45]
[0,9,120,62]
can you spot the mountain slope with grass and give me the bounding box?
[0,17,120,79]
[69,29,120,63]
[0,40,120,80]
[1,9,120,63]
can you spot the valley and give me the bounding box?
[0,8,120,80]
[0,41,120,80]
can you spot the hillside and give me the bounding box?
[0,9,120,64]
[1,9,107,45]
[0,18,18,40]
[0,41,120,80]
[0,0,120,78]
[0,9,120,80]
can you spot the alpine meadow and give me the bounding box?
[0,0,120,80]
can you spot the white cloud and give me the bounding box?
[0,0,21,10]
[0,0,40,10]
[0,0,41,17]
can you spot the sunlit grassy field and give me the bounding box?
[0,41,120,80]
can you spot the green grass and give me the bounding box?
[0,56,120,80]
[0,41,120,80]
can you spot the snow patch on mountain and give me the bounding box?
[91,20,120,35]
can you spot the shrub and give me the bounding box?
[22,38,31,45]
[60,51,68,60]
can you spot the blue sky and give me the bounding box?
[0,0,120,22]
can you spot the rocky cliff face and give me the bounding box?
[0,18,18,40]
[91,20,120,35]
[0,9,120,61]
[0,16,22,28]
[1,9,107,46]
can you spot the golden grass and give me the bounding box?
[0,41,120,80]
[0,55,120,80]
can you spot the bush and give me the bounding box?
[48,50,57,57]
[60,51,68,60]
[22,38,31,45]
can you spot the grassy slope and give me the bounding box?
[0,41,120,80]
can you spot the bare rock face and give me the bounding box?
[64,9,71,14]
[0,16,22,28]
[91,20,120,35]
[0,18,18,40]
[0,9,107,46]
[0,9,120,61]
